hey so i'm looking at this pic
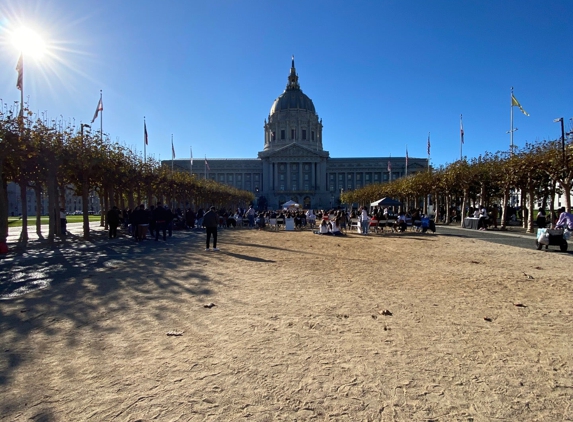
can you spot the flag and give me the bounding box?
[460,115,464,145]
[190,146,193,166]
[16,54,23,91]
[511,94,530,116]
[171,139,176,159]
[91,97,103,123]
[144,121,148,145]
[387,160,392,172]
[205,157,210,171]
[405,148,409,168]
[427,132,431,156]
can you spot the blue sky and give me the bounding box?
[1,0,572,168]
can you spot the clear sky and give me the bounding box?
[1,0,572,168]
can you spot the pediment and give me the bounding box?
[258,143,329,160]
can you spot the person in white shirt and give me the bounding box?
[306,209,316,228]
[360,207,370,234]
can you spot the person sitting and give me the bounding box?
[329,215,344,236]
[394,212,407,232]
[314,219,330,235]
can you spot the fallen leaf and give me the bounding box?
[513,303,526,307]
[484,317,492,322]
[204,303,216,309]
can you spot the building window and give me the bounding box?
[228,174,234,182]
[237,174,242,182]
[281,130,285,140]
[280,184,285,191]
[219,174,224,182]
[254,174,259,181]
[271,132,275,141]
[245,174,251,181]
[291,129,295,139]
[280,174,285,181]
[304,174,309,181]
[356,173,362,181]
[304,183,309,190]
[292,184,297,191]
[365,173,370,181]
[338,174,344,181]
[302,129,306,140]
[311,131,315,141]
[374,173,379,181]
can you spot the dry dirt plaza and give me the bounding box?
[1,227,572,421]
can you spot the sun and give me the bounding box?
[11,27,46,59]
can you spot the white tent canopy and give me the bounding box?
[282,200,300,208]
[370,197,402,207]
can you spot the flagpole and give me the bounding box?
[171,134,174,176]
[205,155,207,180]
[190,146,193,177]
[99,90,103,142]
[427,132,431,172]
[405,146,408,177]
[144,117,147,164]
[510,87,514,156]
[460,114,463,160]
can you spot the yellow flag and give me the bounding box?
[511,94,530,116]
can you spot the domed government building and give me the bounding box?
[169,58,428,209]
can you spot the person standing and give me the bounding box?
[536,208,546,229]
[247,205,256,229]
[360,207,370,235]
[107,206,120,238]
[203,206,219,251]
[60,208,67,236]
[153,202,167,241]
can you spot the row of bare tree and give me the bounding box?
[0,109,254,247]
[342,138,572,233]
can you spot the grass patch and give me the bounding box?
[7,215,101,228]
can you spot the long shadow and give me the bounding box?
[222,251,276,263]
[0,227,217,407]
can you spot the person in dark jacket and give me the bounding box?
[203,206,219,251]
[107,206,121,238]
[153,202,168,241]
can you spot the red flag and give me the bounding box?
[144,121,148,145]
[205,158,210,171]
[16,54,23,91]
[91,97,103,123]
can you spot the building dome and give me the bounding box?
[269,57,316,115]
[270,89,315,115]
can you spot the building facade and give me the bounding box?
[170,58,428,209]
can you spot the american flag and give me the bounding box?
[91,97,103,123]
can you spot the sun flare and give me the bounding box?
[11,27,46,59]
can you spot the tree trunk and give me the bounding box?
[46,166,59,242]
[527,186,535,233]
[103,187,109,229]
[460,189,469,227]
[82,177,90,240]
[34,185,42,238]
[18,178,29,243]
[500,188,509,230]
[0,159,9,253]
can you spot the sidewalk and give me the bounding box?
[7,222,106,244]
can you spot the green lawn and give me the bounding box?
[7,215,101,228]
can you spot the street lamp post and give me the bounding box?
[554,118,566,169]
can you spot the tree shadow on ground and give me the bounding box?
[0,227,216,398]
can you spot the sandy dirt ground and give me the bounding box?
[1,228,573,421]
